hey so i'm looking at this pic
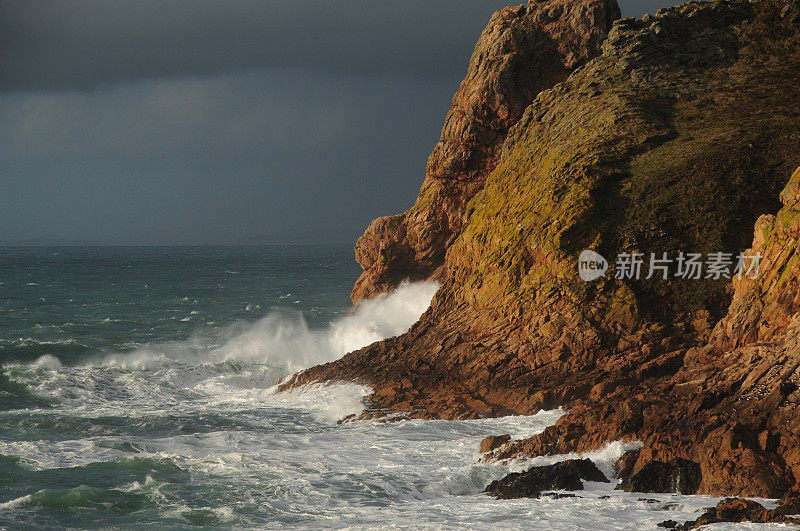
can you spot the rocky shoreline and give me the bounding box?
[481,457,800,528]
[281,0,800,513]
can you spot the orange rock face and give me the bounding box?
[491,167,800,498]
[284,0,800,499]
[479,434,511,454]
[350,0,621,302]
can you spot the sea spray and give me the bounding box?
[216,281,439,371]
[95,280,439,373]
[261,382,373,423]
[504,439,644,480]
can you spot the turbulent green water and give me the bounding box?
[0,247,744,529]
[0,246,358,362]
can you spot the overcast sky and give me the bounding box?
[0,0,686,245]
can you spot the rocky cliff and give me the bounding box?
[491,166,800,498]
[351,0,621,301]
[284,0,800,498]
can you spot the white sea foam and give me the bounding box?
[0,404,760,529]
[1,366,782,531]
[3,261,788,528]
[261,382,372,422]
[32,354,63,370]
[328,281,439,355]
[0,494,32,510]
[508,439,644,480]
[96,280,439,373]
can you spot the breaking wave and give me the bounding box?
[0,339,97,365]
[22,281,440,375]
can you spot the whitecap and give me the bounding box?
[33,354,63,370]
[95,280,439,376]
[0,494,32,510]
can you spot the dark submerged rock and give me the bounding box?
[674,497,800,529]
[484,458,608,499]
[618,458,701,495]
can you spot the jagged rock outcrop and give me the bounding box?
[490,166,800,497]
[284,0,800,498]
[667,497,800,529]
[479,434,511,454]
[711,165,800,349]
[484,458,608,499]
[351,0,621,301]
[617,458,702,494]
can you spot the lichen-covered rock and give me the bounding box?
[351,0,621,301]
[283,0,800,499]
[492,162,800,497]
[711,166,800,349]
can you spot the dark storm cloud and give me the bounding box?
[0,70,458,245]
[0,0,692,245]
[1,0,513,92]
[1,0,689,92]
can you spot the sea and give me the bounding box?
[0,246,782,529]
